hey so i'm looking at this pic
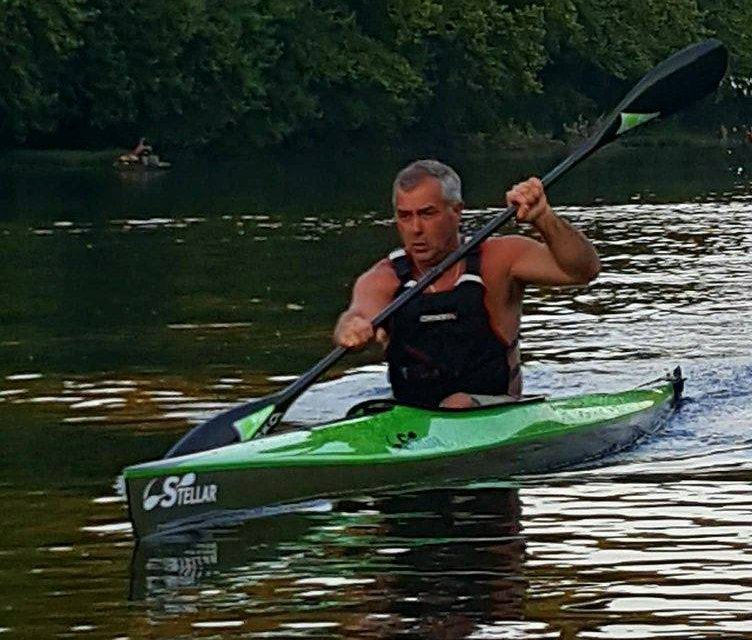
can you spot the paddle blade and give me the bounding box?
[601,39,729,144]
[163,396,279,458]
[543,39,728,189]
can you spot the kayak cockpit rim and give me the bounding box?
[343,393,548,419]
[277,366,683,429]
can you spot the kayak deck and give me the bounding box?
[123,374,681,538]
[129,386,672,475]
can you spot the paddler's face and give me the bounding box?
[394,177,461,266]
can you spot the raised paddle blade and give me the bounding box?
[596,39,729,147]
[541,39,728,189]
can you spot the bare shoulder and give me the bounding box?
[361,258,399,284]
[354,258,400,295]
[480,236,541,273]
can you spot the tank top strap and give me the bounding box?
[464,246,481,275]
[387,248,414,287]
[456,242,484,287]
[389,243,485,289]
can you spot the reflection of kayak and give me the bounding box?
[114,155,171,170]
[124,368,683,538]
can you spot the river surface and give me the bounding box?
[1,143,751,639]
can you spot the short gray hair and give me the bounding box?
[392,159,463,208]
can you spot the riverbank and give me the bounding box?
[1,130,744,171]
[0,148,123,169]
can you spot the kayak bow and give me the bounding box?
[124,368,683,538]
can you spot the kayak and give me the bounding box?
[124,368,683,538]
[113,155,172,170]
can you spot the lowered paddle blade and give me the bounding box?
[163,395,280,458]
[233,405,277,441]
[596,39,728,148]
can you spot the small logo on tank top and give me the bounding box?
[419,312,458,323]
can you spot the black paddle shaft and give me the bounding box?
[257,39,728,428]
[165,38,727,456]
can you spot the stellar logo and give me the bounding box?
[142,473,218,512]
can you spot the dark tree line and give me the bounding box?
[1,0,750,151]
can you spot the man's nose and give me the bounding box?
[411,215,424,234]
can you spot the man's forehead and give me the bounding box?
[395,177,444,205]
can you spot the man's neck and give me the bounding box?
[412,238,461,271]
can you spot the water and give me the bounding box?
[1,143,751,638]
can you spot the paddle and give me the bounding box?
[165,38,727,458]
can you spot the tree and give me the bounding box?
[700,0,752,95]
[0,0,84,142]
[2,0,747,150]
[526,0,707,135]
[385,0,548,138]
[63,0,283,146]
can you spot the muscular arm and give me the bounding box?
[504,178,600,286]
[333,260,398,348]
[509,211,601,285]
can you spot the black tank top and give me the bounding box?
[385,244,516,406]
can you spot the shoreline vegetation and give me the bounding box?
[1,130,749,170]
[1,2,751,157]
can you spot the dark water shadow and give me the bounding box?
[130,487,524,639]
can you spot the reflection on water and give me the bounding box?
[2,196,751,406]
[1,147,752,638]
[130,489,525,638]
[522,478,752,639]
[126,469,752,638]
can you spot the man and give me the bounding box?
[117,138,155,166]
[127,137,153,163]
[333,159,600,408]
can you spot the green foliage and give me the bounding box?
[699,0,752,93]
[250,1,425,145]
[0,0,749,149]
[0,0,85,141]
[565,0,706,79]
[65,0,284,146]
[386,0,547,136]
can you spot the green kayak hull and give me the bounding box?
[124,374,682,538]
